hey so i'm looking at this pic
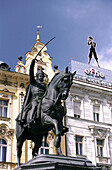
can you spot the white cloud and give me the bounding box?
[99,60,112,70]
[91,46,112,70]
[66,7,87,20]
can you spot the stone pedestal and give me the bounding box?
[15,154,101,170]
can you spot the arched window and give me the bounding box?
[39,142,49,154]
[0,139,7,162]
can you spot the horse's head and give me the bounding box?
[55,67,76,100]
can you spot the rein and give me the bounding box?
[43,92,61,106]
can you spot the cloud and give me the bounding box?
[66,7,87,20]
[91,45,112,70]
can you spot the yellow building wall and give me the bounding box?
[0,34,66,170]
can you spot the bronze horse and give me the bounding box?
[16,67,76,166]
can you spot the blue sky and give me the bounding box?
[0,0,112,71]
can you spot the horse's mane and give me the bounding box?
[43,71,72,98]
[47,72,60,87]
[47,71,69,88]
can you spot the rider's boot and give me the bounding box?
[58,147,64,156]
[54,134,61,148]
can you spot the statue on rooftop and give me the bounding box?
[88,36,100,67]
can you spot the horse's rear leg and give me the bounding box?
[17,138,25,166]
[32,135,43,157]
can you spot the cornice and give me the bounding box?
[0,88,15,96]
[66,115,112,127]
[73,77,112,90]
[71,79,112,96]
[0,69,29,85]
[0,69,29,79]
[0,162,17,169]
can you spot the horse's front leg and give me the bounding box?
[55,122,64,155]
[42,114,60,136]
[42,113,61,147]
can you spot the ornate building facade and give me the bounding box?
[66,60,112,169]
[0,30,63,169]
[1,28,111,170]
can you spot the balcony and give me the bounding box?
[96,156,110,164]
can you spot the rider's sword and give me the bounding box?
[35,37,56,60]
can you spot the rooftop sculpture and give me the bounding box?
[88,36,100,67]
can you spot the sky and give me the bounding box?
[0,0,112,72]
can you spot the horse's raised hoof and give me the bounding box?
[54,135,61,148]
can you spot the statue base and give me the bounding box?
[15,154,101,170]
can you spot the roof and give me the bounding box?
[71,60,112,88]
[0,60,4,64]
[0,60,10,71]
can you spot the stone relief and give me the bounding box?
[0,125,14,138]
[89,126,110,138]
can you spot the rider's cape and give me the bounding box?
[16,84,32,122]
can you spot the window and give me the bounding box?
[94,112,99,122]
[97,139,104,157]
[40,142,49,154]
[93,105,100,122]
[0,100,8,117]
[74,101,81,118]
[0,139,7,162]
[76,136,83,155]
[19,94,24,112]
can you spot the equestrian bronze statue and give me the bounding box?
[16,63,76,166]
[16,37,76,166]
[88,36,100,67]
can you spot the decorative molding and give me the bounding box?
[0,162,17,169]
[89,126,110,138]
[1,93,8,98]
[0,125,14,139]
[0,88,15,96]
[29,140,34,149]
[48,130,54,140]
[0,79,12,86]
[0,117,10,121]
[0,163,8,169]
[84,95,89,102]
[93,129,107,138]
[72,79,112,97]
[90,99,101,106]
